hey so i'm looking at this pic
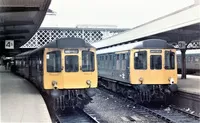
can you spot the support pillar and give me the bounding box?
[180,49,187,79]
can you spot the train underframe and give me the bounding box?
[99,77,178,103]
[47,88,95,111]
[11,67,95,111]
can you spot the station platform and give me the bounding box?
[0,66,51,122]
[177,74,200,95]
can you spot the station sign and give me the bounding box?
[5,40,14,49]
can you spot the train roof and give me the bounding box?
[176,49,200,55]
[15,38,95,57]
[96,39,173,54]
[15,50,33,57]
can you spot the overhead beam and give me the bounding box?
[0,7,40,13]
[167,28,200,34]
[0,21,34,27]
[0,36,25,40]
[0,30,29,35]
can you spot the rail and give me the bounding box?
[99,87,200,123]
[54,107,106,123]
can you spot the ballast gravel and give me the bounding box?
[86,89,153,123]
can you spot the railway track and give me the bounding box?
[99,87,200,123]
[170,91,200,116]
[54,107,105,123]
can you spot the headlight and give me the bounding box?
[86,80,91,87]
[139,77,143,84]
[168,77,174,84]
[52,81,58,89]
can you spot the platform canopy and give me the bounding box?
[0,0,51,54]
[92,2,200,49]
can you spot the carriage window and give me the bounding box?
[177,56,181,63]
[65,56,78,72]
[82,51,95,72]
[195,56,199,62]
[109,54,113,69]
[47,51,61,72]
[23,60,25,67]
[122,54,126,70]
[165,51,175,69]
[105,55,108,69]
[134,51,147,69]
[116,54,120,70]
[150,55,162,70]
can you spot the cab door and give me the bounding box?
[63,50,80,88]
[43,49,63,89]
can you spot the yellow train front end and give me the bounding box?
[43,48,98,110]
[130,49,178,102]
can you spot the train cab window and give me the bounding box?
[82,51,95,72]
[134,51,147,69]
[65,56,78,72]
[47,51,62,72]
[165,51,175,69]
[150,55,162,70]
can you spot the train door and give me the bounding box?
[43,49,63,89]
[63,49,80,88]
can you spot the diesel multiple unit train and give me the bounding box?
[176,49,200,74]
[97,39,178,103]
[11,38,98,110]
[11,38,180,107]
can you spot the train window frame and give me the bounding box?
[113,54,116,69]
[116,54,120,70]
[46,51,62,73]
[65,55,79,72]
[105,54,108,69]
[121,53,126,70]
[165,51,175,70]
[109,54,113,69]
[134,51,147,70]
[150,55,162,70]
[81,51,95,72]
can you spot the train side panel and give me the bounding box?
[98,51,130,83]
